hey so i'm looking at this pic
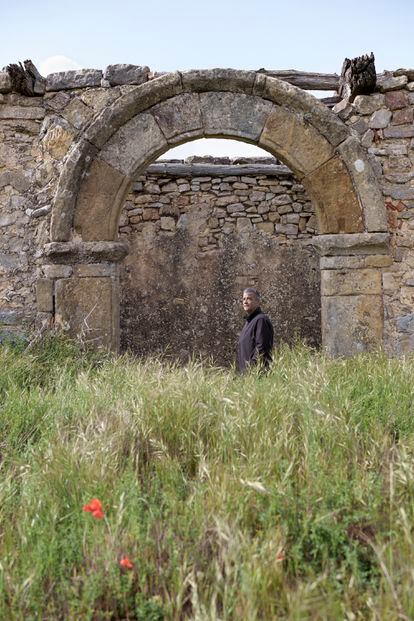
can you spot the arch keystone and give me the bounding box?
[200,92,274,142]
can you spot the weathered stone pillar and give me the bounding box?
[314,233,390,356]
[38,241,129,351]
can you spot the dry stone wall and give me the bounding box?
[0,63,414,356]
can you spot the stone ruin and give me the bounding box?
[1,58,414,362]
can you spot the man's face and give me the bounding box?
[242,291,260,316]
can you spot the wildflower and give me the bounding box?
[276,550,285,562]
[83,498,105,519]
[120,556,134,570]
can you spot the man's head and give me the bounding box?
[242,288,261,316]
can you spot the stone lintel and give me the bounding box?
[313,233,389,256]
[44,241,129,264]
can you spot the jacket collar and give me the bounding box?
[246,307,262,322]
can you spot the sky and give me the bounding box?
[1,0,412,157]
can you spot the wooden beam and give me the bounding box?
[140,162,293,180]
[257,69,339,91]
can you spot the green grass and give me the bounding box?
[1,336,414,619]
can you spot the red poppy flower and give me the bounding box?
[83,498,105,519]
[120,556,134,570]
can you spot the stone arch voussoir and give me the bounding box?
[51,69,387,242]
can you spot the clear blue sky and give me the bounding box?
[1,0,411,157]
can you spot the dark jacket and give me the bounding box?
[237,307,274,372]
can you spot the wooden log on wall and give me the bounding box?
[258,69,339,91]
[143,162,293,180]
[338,53,377,102]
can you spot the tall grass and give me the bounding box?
[0,336,414,619]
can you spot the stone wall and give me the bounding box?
[119,158,320,364]
[336,72,414,353]
[1,64,414,356]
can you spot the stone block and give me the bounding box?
[353,94,385,115]
[103,64,150,86]
[320,256,366,270]
[0,105,45,120]
[36,278,54,312]
[392,108,414,125]
[51,138,99,242]
[383,125,414,139]
[44,241,129,264]
[322,294,383,356]
[227,203,245,214]
[396,313,414,333]
[260,106,334,179]
[43,123,76,160]
[151,93,203,141]
[200,92,273,142]
[160,216,175,231]
[385,90,408,109]
[382,184,414,201]
[313,233,389,256]
[304,155,363,234]
[0,310,23,325]
[400,286,414,306]
[257,74,349,146]
[46,69,103,91]
[256,221,274,234]
[72,263,116,277]
[83,73,183,149]
[337,136,388,233]
[42,265,73,278]
[0,71,11,93]
[62,98,94,129]
[181,68,256,93]
[99,112,168,177]
[0,253,20,271]
[73,158,131,240]
[0,171,30,192]
[369,109,392,129]
[378,75,408,92]
[321,268,381,296]
[55,277,116,349]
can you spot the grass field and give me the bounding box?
[1,336,414,620]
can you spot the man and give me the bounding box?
[237,288,274,372]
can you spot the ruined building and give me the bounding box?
[0,58,413,362]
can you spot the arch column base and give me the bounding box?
[38,241,129,352]
[314,233,389,357]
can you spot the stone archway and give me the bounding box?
[44,69,389,355]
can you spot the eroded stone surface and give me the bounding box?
[151,93,203,141]
[259,106,334,178]
[304,157,364,234]
[73,158,132,240]
[55,277,115,349]
[99,112,167,177]
[321,268,382,296]
[322,294,383,356]
[201,92,274,142]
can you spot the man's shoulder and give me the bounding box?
[252,311,273,325]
